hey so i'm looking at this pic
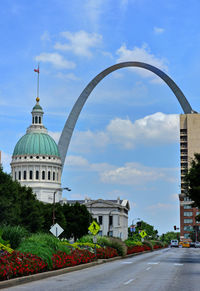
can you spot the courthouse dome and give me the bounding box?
[13,132,60,157]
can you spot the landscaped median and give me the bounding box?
[0,228,168,283]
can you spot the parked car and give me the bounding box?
[181,241,190,248]
[190,242,195,248]
[170,239,179,247]
[195,241,200,248]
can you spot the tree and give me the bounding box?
[184,153,200,208]
[62,202,92,241]
[128,220,158,240]
[160,231,180,244]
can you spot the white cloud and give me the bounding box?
[50,112,179,155]
[84,0,104,29]
[147,202,175,211]
[116,44,168,80]
[55,72,80,81]
[35,52,76,69]
[1,151,12,173]
[106,112,179,149]
[41,31,51,42]
[100,162,177,185]
[54,30,102,57]
[64,155,178,186]
[154,27,165,35]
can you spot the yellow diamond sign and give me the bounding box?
[139,230,147,238]
[88,221,100,235]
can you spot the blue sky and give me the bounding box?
[1,0,200,234]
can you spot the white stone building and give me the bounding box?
[65,197,130,241]
[10,97,62,203]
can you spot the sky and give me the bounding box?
[1,0,200,234]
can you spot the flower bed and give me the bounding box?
[127,245,151,255]
[0,251,48,281]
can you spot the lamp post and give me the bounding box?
[52,187,71,225]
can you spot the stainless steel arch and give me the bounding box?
[58,61,194,168]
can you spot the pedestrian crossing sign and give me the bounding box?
[139,230,147,238]
[88,221,100,235]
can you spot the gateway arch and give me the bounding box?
[58,61,194,168]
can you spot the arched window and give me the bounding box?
[29,170,33,180]
[42,171,45,180]
[32,117,34,124]
[18,171,21,180]
[36,170,39,180]
[23,171,26,180]
[39,116,41,124]
[48,171,51,180]
[35,116,38,124]
[53,172,55,181]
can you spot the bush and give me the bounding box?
[143,240,153,250]
[125,239,142,247]
[17,233,70,269]
[0,225,29,249]
[106,237,127,256]
[78,235,93,243]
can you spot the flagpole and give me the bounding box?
[37,64,39,99]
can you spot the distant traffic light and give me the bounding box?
[174,225,176,230]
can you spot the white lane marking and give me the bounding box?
[174,263,184,266]
[146,267,151,270]
[124,279,135,285]
[121,261,133,264]
[147,262,160,265]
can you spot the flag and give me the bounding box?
[34,68,39,73]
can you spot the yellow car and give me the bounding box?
[179,241,190,248]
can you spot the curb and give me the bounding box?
[0,248,166,289]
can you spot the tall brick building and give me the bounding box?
[179,114,200,240]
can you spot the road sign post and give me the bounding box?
[88,221,100,259]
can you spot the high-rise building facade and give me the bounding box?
[179,114,200,240]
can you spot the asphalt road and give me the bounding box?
[3,248,200,291]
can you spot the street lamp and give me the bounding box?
[52,187,71,225]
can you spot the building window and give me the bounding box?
[35,116,38,124]
[184,212,193,217]
[98,216,103,225]
[181,163,188,168]
[196,211,200,216]
[53,172,55,181]
[23,171,26,180]
[57,173,58,181]
[184,225,193,231]
[29,170,33,180]
[184,197,192,201]
[184,219,193,223]
[184,233,190,239]
[36,170,39,180]
[48,171,51,180]
[109,216,113,226]
[184,205,191,209]
[42,171,45,180]
[18,171,21,180]
[32,117,34,124]
[108,231,113,237]
[39,116,41,124]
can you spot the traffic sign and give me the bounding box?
[50,223,64,237]
[88,221,100,235]
[139,230,147,238]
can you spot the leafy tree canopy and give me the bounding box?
[184,153,200,208]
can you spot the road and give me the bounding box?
[3,248,200,291]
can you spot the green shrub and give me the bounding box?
[125,239,142,247]
[106,237,127,256]
[78,235,93,243]
[0,225,29,249]
[17,241,54,268]
[143,240,153,250]
[17,233,70,269]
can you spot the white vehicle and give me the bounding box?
[170,239,179,247]
[195,241,200,248]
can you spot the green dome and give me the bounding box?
[13,133,60,157]
[32,104,43,111]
